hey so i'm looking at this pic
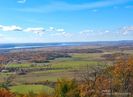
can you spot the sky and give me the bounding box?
[0,0,133,43]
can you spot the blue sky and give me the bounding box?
[0,0,133,43]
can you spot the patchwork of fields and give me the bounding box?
[0,45,133,94]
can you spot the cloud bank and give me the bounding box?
[0,24,132,38]
[0,25,22,31]
[24,27,45,36]
[0,25,70,36]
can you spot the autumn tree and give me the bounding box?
[54,78,80,97]
[111,56,133,96]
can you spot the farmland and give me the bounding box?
[0,42,133,95]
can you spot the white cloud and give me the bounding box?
[47,27,72,37]
[1,24,132,39]
[0,25,46,36]
[17,0,26,4]
[48,27,72,37]
[79,29,112,36]
[17,0,132,13]
[49,27,54,30]
[105,30,110,33]
[46,27,55,32]
[121,26,133,35]
[47,27,66,33]
[0,25,22,31]
[51,32,72,37]
[56,28,64,32]
[0,24,68,36]
[80,29,94,34]
[24,27,45,35]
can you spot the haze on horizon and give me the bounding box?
[0,0,133,43]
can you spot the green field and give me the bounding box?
[10,85,53,94]
[0,53,106,84]
[1,52,127,94]
[6,64,32,68]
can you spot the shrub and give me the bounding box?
[0,88,14,97]
[54,78,80,97]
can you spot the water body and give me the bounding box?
[0,40,133,50]
[0,42,84,50]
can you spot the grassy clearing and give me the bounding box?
[71,53,102,60]
[13,73,59,84]
[6,64,32,68]
[50,53,106,70]
[32,69,66,74]
[51,60,100,69]
[10,85,54,94]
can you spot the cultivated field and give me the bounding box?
[0,43,133,94]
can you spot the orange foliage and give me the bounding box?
[95,76,110,90]
[113,56,133,82]
[0,88,14,97]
